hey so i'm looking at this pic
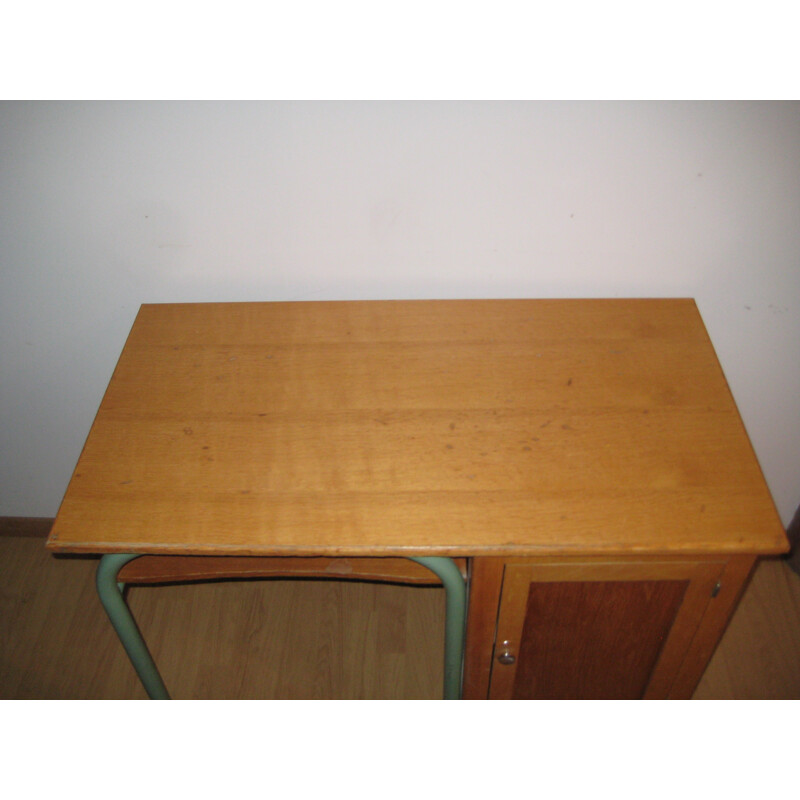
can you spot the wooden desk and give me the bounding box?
[47,299,788,698]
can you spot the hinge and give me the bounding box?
[711,581,722,598]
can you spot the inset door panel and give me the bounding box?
[489,561,724,700]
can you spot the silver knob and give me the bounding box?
[497,651,516,665]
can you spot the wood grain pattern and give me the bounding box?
[511,580,688,699]
[117,555,468,584]
[462,557,505,699]
[46,300,787,558]
[487,558,725,699]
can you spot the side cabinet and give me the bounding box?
[463,555,756,700]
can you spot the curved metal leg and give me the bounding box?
[96,553,465,700]
[408,557,467,700]
[96,554,170,699]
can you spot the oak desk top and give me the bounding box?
[47,299,787,558]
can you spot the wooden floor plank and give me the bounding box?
[0,536,443,699]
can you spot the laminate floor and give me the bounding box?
[0,536,443,699]
[1,535,799,699]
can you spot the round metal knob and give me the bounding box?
[497,650,516,665]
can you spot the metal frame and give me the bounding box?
[96,553,467,700]
[96,554,170,699]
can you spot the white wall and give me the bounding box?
[1,101,798,525]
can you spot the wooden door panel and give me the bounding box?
[513,580,687,699]
[489,561,724,699]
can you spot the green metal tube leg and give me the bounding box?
[97,553,464,700]
[408,557,467,700]
[96,554,170,700]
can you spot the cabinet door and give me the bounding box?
[489,560,724,699]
